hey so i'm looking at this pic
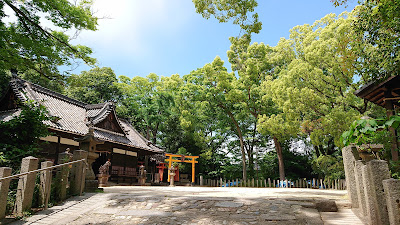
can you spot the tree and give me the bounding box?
[352,0,400,81]
[262,12,370,153]
[116,73,175,144]
[183,57,250,180]
[193,0,262,34]
[227,35,277,178]
[1,0,97,79]
[0,101,50,170]
[65,67,121,104]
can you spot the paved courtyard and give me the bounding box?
[13,186,364,225]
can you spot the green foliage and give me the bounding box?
[259,147,313,180]
[0,70,11,94]
[340,117,386,146]
[20,69,65,93]
[312,154,345,180]
[66,67,121,104]
[261,12,368,153]
[0,101,50,170]
[192,0,262,34]
[0,0,97,79]
[353,0,400,81]
[341,116,398,147]
[116,73,175,144]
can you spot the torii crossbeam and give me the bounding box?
[165,153,199,183]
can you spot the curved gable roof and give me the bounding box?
[1,77,164,154]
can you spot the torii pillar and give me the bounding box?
[75,126,104,191]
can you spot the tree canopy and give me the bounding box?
[0,0,97,79]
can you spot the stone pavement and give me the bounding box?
[11,186,365,225]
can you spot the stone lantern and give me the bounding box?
[169,166,176,187]
[75,126,104,191]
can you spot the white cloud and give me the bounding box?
[76,0,194,59]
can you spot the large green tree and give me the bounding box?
[183,57,251,180]
[262,12,369,152]
[193,0,262,34]
[116,73,175,144]
[66,67,121,104]
[1,0,97,79]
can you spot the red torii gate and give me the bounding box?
[165,153,199,183]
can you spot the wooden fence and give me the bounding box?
[198,176,346,190]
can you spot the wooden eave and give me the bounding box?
[354,76,400,108]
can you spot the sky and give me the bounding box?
[69,0,359,78]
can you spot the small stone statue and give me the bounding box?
[99,159,111,175]
[139,165,146,185]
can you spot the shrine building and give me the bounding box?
[0,77,165,183]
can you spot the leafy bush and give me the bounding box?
[0,101,50,170]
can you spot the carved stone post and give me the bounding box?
[354,160,367,216]
[383,178,400,225]
[40,161,53,209]
[70,150,88,196]
[57,151,72,201]
[75,127,104,191]
[14,156,38,216]
[0,167,12,220]
[366,160,390,225]
[342,146,359,208]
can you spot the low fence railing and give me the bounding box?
[0,150,88,220]
[198,176,346,190]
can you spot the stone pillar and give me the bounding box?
[200,175,203,186]
[354,160,367,216]
[57,152,72,201]
[39,161,53,209]
[342,146,359,208]
[0,167,12,220]
[383,178,400,225]
[70,150,88,196]
[362,164,378,225]
[366,160,391,225]
[14,156,39,216]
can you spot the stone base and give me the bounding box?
[85,180,99,192]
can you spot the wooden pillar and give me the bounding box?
[191,158,195,183]
[167,155,172,182]
[385,90,399,161]
[55,135,61,164]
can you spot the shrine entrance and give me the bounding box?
[165,153,199,183]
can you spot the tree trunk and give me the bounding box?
[273,136,285,180]
[225,110,247,181]
[152,123,159,144]
[146,126,151,140]
[385,99,399,161]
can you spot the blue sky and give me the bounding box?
[71,0,359,78]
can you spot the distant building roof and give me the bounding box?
[0,77,164,154]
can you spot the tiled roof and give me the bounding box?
[0,109,21,122]
[1,78,164,154]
